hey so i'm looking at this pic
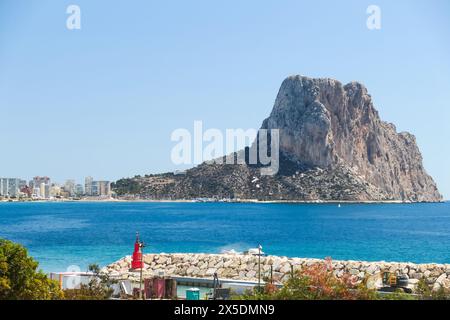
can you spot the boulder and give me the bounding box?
[157,256,168,264]
[349,269,359,276]
[223,260,234,268]
[272,272,284,282]
[206,268,217,276]
[280,264,292,274]
[366,264,379,274]
[436,273,447,284]
[441,279,450,290]
[432,283,441,292]
[246,270,257,279]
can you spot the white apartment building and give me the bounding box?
[0,178,21,197]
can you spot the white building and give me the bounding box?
[39,183,50,199]
[0,178,21,197]
[64,180,76,197]
[85,177,111,197]
[85,176,93,196]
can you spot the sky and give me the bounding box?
[0,0,449,199]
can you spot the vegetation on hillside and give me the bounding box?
[111,178,144,195]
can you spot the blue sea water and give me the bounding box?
[0,202,450,273]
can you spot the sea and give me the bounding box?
[0,201,449,273]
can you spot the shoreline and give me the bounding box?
[1,198,447,204]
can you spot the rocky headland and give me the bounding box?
[112,75,442,202]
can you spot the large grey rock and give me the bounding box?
[113,75,441,202]
[260,76,442,202]
[436,273,447,284]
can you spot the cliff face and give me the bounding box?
[113,75,442,202]
[261,76,441,201]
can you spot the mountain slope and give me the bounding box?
[113,75,442,202]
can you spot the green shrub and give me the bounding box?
[0,238,63,300]
[416,278,450,300]
[63,264,117,300]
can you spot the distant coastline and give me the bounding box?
[1,198,446,204]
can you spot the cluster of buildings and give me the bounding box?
[0,176,112,200]
[84,177,112,198]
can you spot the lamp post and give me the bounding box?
[258,244,262,293]
[139,241,146,300]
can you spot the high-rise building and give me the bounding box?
[85,177,111,197]
[31,176,50,190]
[75,184,84,197]
[91,181,99,196]
[0,178,21,197]
[40,183,47,199]
[0,178,8,196]
[64,180,76,197]
[98,181,111,197]
[85,176,93,196]
[32,187,40,198]
[19,180,27,189]
[27,177,51,198]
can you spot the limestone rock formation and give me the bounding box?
[112,75,442,202]
[260,75,441,202]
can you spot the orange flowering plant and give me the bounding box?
[246,257,378,300]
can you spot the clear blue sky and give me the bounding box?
[1,0,449,199]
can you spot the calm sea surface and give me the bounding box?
[0,202,449,272]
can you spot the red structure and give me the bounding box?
[131,232,144,269]
[20,186,32,198]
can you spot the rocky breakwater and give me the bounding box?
[104,253,450,293]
